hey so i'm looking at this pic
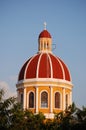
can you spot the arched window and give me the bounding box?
[29,92,34,108]
[41,91,48,108]
[55,92,60,108]
[66,94,68,109]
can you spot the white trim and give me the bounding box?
[50,86,53,112]
[23,88,26,109]
[63,88,65,110]
[17,78,73,86]
[70,91,72,105]
[65,91,72,107]
[65,93,69,108]
[36,53,43,78]
[35,86,38,113]
[40,90,49,109]
[63,60,72,82]
[46,53,49,77]
[38,50,52,53]
[43,40,44,50]
[17,90,20,102]
[56,57,65,79]
[50,53,72,81]
[58,56,72,82]
[49,54,65,80]
[17,84,72,91]
[48,53,53,78]
[52,54,65,79]
[27,90,35,109]
[24,54,38,79]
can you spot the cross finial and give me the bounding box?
[44,22,47,30]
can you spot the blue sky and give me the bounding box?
[0,0,86,107]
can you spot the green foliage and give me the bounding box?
[0,89,16,130]
[0,89,86,130]
[54,103,86,130]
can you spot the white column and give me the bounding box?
[36,86,38,113]
[17,89,19,102]
[46,42,47,50]
[50,86,53,113]
[70,91,72,105]
[23,87,26,110]
[43,42,44,50]
[63,88,65,110]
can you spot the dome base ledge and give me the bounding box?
[16,78,73,88]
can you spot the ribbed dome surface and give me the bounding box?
[18,53,71,81]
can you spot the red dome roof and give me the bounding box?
[39,30,51,38]
[18,53,71,81]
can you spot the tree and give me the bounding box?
[0,88,86,130]
[0,89,16,130]
[9,103,26,130]
[72,106,86,130]
[54,103,77,130]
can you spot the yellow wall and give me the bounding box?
[17,83,72,115]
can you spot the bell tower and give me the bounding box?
[38,22,52,53]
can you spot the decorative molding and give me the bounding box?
[16,78,73,90]
[17,78,73,85]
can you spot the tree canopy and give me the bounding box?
[0,89,86,130]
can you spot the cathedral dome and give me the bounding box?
[17,24,73,119]
[18,53,71,81]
